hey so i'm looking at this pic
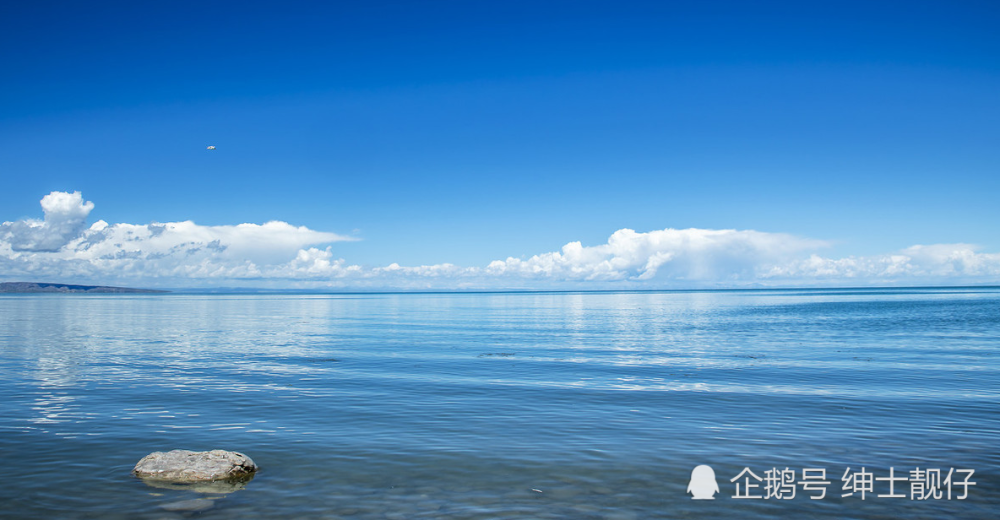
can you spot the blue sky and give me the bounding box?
[1,1,999,289]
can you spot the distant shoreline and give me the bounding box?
[0,282,168,294]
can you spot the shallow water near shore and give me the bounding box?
[1,288,998,518]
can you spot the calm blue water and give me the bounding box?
[0,289,997,519]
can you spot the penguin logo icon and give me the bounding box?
[687,465,719,500]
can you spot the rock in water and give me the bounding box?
[133,450,257,481]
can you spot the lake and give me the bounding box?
[1,288,997,518]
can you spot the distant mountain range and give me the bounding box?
[0,282,168,294]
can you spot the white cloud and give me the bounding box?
[773,244,1000,281]
[1,191,95,252]
[482,231,1000,287]
[2,191,999,289]
[1,192,355,285]
[485,228,827,282]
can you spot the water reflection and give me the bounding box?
[137,474,255,494]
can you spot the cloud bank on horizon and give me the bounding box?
[2,192,998,289]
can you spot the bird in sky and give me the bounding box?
[206,145,216,150]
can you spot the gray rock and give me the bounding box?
[133,449,257,482]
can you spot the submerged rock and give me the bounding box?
[159,498,216,512]
[133,450,257,483]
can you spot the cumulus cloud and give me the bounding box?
[485,228,827,282]
[2,191,999,288]
[1,191,95,252]
[0,192,355,284]
[277,235,1000,289]
[481,231,1000,287]
[772,244,1000,281]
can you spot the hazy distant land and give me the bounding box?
[0,282,168,294]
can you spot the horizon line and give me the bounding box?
[3,281,998,296]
